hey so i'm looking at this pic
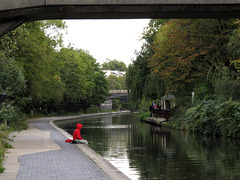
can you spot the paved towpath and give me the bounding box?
[0,112,131,180]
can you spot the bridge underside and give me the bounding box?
[1,1,240,36]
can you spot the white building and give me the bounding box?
[102,70,126,77]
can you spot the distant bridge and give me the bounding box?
[109,90,128,94]
[100,89,129,110]
[108,90,129,102]
[2,0,240,36]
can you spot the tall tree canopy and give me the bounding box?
[127,18,240,107]
[0,53,26,97]
[149,19,237,94]
[57,48,109,105]
[126,19,168,103]
[0,20,109,113]
[101,59,127,71]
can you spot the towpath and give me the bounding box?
[0,112,130,180]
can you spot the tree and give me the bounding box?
[0,53,26,97]
[148,19,238,96]
[101,59,127,71]
[1,20,110,113]
[6,21,67,108]
[126,19,166,103]
[107,75,126,90]
[58,47,109,106]
[58,48,91,103]
[89,71,109,105]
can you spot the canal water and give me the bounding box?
[56,113,240,180]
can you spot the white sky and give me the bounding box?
[63,19,150,66]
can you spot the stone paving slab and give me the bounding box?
[0,124,61,180]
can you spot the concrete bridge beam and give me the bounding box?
[1,0,240,36]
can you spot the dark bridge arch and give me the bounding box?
[1,0,240,36]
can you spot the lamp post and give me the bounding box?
[192,92,195,103]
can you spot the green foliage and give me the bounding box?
[126,19,166,107]
[112,99,121,110]
[0,19,110,173]
[128,18,240,108]
[58,48,91,102]
[143,73,165,100]
[215,78,240,100]
[0,53,26,96]
[107,75,126,90]
[126,55,150,105]
[127,19,240,141]
[6,21,66,106]
[58,48,109,105]
[193,81,215,102]
[138,97,151,120]
[142,19,169,46]
[0,103,27,130]
[214,66,240,100]
[87,105,100,113]
[227,20,240,60]
[184,99,221,136]
[0,20,109,114]
[90,70,109,105]
[0,124,10,173]
[101,59,127,71]
[216,100,240,139]
[121,102,129,110]
[183,98,240,139]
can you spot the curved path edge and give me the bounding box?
[0,124,61,180]
[49,111,131,180]
[0,111,131,180]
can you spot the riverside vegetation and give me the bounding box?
[0,20,110,172]
[0,103,28,173]
[0,20,128,172]
[127,19,240,140]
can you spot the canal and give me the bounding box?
[56,113,240,180]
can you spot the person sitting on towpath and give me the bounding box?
[65,123,88,144]
[73,123,83,140]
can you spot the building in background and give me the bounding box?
[102,70,126,77]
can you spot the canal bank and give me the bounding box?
[142,116,174,128]
[0,111,131,180]
[142,117,168,126]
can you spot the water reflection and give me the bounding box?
[56,113,240,180]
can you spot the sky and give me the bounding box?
[62,19,150,66]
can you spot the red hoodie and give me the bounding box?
[65,123,83,142]
[73,124,83,140]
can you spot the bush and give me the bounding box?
[184,99,221,136]
[0,53,26,97]
[216,99,240,139]
[0,124,10,173]
[138,98,151,120]
[87,105,99,113]
[112,99,121,110]
[215,78,240,101]
[0,102,27,173]
[0,102,27,130]
[183,98,240,139]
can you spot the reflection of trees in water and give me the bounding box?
[84,114,130,160]
[100,115,113,125]
[103,128,129,158]
[127,124,240,180]
[58,114,240,180]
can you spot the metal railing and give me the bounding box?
[109,90,128,94]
